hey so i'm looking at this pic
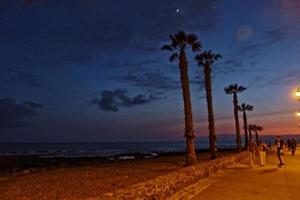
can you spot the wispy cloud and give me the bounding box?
[116,72,180,91]
[215,59,248,75]
[240,27,289,56]
[270,69,300,85]
[4,68,44,88]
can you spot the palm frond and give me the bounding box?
[246,104,253,111]
[191,42,202,52]
[169,53,178,62]
[195,53,205,66]
[195,50,221,66]
[214,54,222,60]
[169,34,178,49]
[176,31,187,44]
[256,126,263,131]
[237,85,247,92]
[237,105,243,111]
[248,124,255,131]
[224,84,237,94]
[187,33,197,45]
[161,45,173,51]
[224,87,233,94]
[241,103,246,109]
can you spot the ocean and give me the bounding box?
[1,135,299,158]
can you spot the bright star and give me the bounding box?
[176,8,180,13]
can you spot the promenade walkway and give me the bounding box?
[171,149,300,200]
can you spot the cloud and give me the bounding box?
[23,101,43,108]
[215,59,248,75]
[89,89,160,112]
[270,70,300,85]
[116,72,180,91]
[0,98,42,129]
[7,68,44,88]
[121,59,160,68]
[240,27,289,55]
[247,69,300,89]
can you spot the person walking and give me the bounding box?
[248,138,257,167]
[287,139,291,152]
[275,136,285,167]
[291,138,297,156]
[258,140,267,166]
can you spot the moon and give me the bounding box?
[176,8,180,13]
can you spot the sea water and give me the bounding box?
[1,135,299,157]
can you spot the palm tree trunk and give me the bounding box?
[179,50,197,165]
[243,111,249,149]
[204,64,217,159]
[233,93,241,151]
[255,131,259,146]
[249,128,252,140]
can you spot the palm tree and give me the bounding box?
[255,125,263,145]
[238,103,253,149]
[195,50,221,159]
[161,31,202,165]
[248,124,263,145]
[248,124,254,140]
[255,126,263,145]
[224,84,247,151]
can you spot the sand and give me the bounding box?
[0,151,234,200]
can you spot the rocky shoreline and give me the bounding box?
[0,149,236,176]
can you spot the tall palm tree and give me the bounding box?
[248,124,254,141]
[238,103,253,149]
[161,31,202,165]
[224,84,247,151]
[195,50,221,159]
[255,125,263,145]
[248,124,263,145]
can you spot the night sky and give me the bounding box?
[1,0,300,142]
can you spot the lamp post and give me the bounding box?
[296,88,300,101]
[296,88,300,128]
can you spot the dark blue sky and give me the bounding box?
[1,0,300,142]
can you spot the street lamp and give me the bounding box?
[297,110,300,117]
[296,88,300,100]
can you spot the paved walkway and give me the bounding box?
[188,150,300,200]
[191,149,300,200]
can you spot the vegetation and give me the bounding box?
[195,50,221,159]
[238,103,253,149]
[248,124,264,145]
[224,84,247,151]
[162,31,202,165]
[162,30,264,163]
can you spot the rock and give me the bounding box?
[22,169,31,175]
[103,192,114,197]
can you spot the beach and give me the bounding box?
[0,150,235,200]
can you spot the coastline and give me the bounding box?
[0,150,238,200]
[0,149,236,176]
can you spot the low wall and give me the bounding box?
[105,151,248,200]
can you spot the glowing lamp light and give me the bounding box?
[296,88,300,99]
[297,111,300,117]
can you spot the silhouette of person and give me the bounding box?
[248,138,257,167]
[258,140,267,166]
[291,138,297,156]
[275,136,285,167]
